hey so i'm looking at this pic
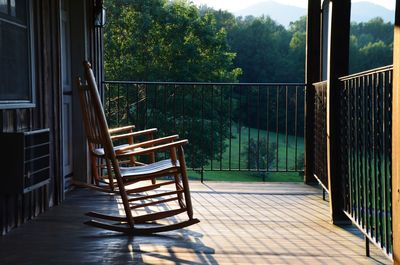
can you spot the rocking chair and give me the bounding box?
[76,68,178,193]
[77,61,199,234]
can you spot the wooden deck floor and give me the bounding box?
[0,182,390,264]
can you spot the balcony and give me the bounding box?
[0,64,394,264]
[0,182,388,264]
[0,0,399,264]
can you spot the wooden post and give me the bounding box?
[70,0,90,185]
[392,1,400,263]
[326,0,351,224]
[304,0,321,184]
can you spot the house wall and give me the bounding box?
[0,0,102,235]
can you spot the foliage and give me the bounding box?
[104,0,243,168]
[349,17,393,73]
[245,138,278,171]
[228,16,293,83]
[104,0,241,82]
[103,1,393,178]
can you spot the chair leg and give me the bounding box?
[150,150,156,184]
[178,146,193,219]
[110,159,135,229]
[174,174,185,209]
[91,155,100,185]
[105,158,115,191]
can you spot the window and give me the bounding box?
[0,0,34,108]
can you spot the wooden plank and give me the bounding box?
[304,0,321,184]
[326,0,351,224]
[0,182,390,264]
[392,1,400,263]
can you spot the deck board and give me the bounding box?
[0,182,390,264]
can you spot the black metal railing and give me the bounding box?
[103,81,305,181]
[340,65,393,258]
[313,81,328,191]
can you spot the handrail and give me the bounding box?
[103,80,305,86]
[339,65,393,81]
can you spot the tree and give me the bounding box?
[104,0,241,82]
[245,138,278,179]
[104,0,241,168]
[349,18,393,73]
[228,15,291,83]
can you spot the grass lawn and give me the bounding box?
[187,170,304,182]
[187,124,305,182]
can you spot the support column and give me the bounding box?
[392,1,400,263]
[70,0,90,185]
[304,0,321,184]
[326,0,351,224]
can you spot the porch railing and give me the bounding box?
[340,65,393,258]
[313,81,328,191]
[103,81,305,181]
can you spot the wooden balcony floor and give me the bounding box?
[0,182,390,264]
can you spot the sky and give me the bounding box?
[190,0,395,11]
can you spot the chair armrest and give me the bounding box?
[119,139,188,157]
[115,135,179,153]
[109,125,135,134]
[110,128,158,141]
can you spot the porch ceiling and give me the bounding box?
[0,182,389,264]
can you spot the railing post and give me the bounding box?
[392,1,400,263]
[326,0,351,224]
[304,0,321,184]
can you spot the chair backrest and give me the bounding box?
[77,61,115,161]
[78,62,135,225]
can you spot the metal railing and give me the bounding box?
[340,65,393,258]
[103,81,305,181]
[313,81,328,191]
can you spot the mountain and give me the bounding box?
[234,1,305,27]
[234,1,394,27]
[351,2,394,23]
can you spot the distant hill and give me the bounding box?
[234,1,394,27]
[234,1,305,27]
[351,2,394,23]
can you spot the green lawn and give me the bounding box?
[187,124,304,182]
[187,170,304,182]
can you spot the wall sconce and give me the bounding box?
[94,0,106,28]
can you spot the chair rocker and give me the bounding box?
[78,61,199,234]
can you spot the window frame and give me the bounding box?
[0,0,35,109]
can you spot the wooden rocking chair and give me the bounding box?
[77,61,199,234]
[76,66,177,193]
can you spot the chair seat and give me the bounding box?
[120,159,180,177]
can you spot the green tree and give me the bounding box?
[228,16,291,83]
[245,138,278,179]
[104,0,240,168]
[104,0,241,82]
[349,18,393,73]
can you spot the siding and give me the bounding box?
[0,0,101,235]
